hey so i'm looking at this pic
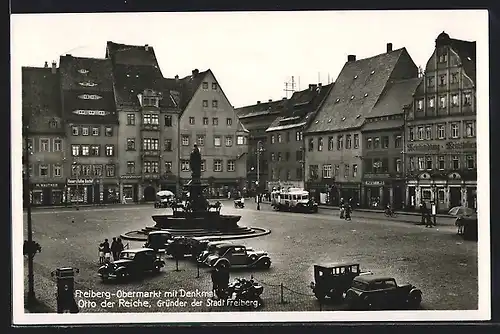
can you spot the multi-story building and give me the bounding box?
[177,69,249,197]
[235,99,288,192]
[304,44,418,206]
[404,32,477,212]
[266,83,333,192]
[22,62,67,205]
[106,42,181,202]
[361,77,421,209]
[59,55,120,204]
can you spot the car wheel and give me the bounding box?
[261,259,271,269]
[408,290,422,308]
[314,291,326,301]
[216,260,229,269]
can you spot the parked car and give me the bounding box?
[203,244,271,269]
[97,248,165,281]
[343,275,422,310]
[143,231,174,252]
[309,263,372,301]
[197,241,234,263]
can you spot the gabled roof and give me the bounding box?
[436,32,476,83]
[305,48,417,134]
[367,77,422,119]
[22,67,62,130]
[176,69,210,111]
[106,41,162,71]
[59,55,114,92]
[266,83,334,132]
[235,99,288,119]
[111,63,180,109]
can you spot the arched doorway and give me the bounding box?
[144,186,156,202]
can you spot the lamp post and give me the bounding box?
[72,161,81,210]
[256,141,264,210]
[23,125,36,305]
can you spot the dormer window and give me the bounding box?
[350,95,354,100]
[467,57,472,61]
[49,120,58,128]
[370,70,375,75]
[342,117,346,121]
[336,98,340,103]
[328,119,332,123]
[79,81,97,87]
[356,115,361,119]
[354,75,358,79]
[315,120,319,124]
[364,93,368,97]
[78,69,89,74]
[143,96,159,107]
[126,74,131,77]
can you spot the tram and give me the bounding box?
[271,188,318,213]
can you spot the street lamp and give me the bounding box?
[72,161,81,210]
[23,125,36,305]
[256,140,264,191]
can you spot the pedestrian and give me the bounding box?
[117,238,125,255]
[228,191,231,200]
[423,203,432,228]
[419,203,425,225]
[211,267,220,298]
[345,202,352,221]
[339,198,345,219]
[111,237,119,261]
[102,238,111,263]
[431,201,437,226]
[218,266,230,298]
[98,242,105,264]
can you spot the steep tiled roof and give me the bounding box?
[106,41,162,70]
[305,48,416,134]
[111,63,179,108]
[59,56,117,124]
[362,119,404,132]
[59,55,114,92]
[450,38,476,83]
[236,99,287,119]
[176,70,210,111]
[266,83,334,132]
[22,67,62,131]
[367,77,422,118]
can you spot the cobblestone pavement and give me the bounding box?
[21,202,477,313]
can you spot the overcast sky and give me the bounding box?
[11,10,487,108]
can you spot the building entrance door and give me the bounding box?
[144,186,156,202]
[393,185,403,210]
[449,187,461,207]
[467,187,477,210]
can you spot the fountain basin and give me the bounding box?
[152,213,241,229]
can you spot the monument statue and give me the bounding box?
[189,144,202,179]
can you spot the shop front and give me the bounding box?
[306,179,335,205]
[120,175,142,203]
[31,182,66,206]
[103,182,120,204]
[363,180,385,209]
[66,178,95,204]
[338,183,361,207]
[204,178,241,199]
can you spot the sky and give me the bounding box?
[11,10,487,108]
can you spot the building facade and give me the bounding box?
[106,42,181,202]
[404,32,477,212]
[59,55,120,204]
[235,99,287,193]
[266,83,333,193]
[304,44,418,207]
[22,63,68,206]
[361,77,421,209]
[178,69,249,198]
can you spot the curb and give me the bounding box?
[121,227,272,242]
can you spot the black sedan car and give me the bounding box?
[97,248,165,281]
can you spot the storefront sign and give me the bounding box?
[364,173,390,179]
[67,178,95,185]
[120,175,142,179]
[406,143,441,152]
[144,174,160,180]
[364,181,385,186]
[445,141,476,150]
[33,183,64,189]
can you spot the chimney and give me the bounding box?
[192,69,199,76]
[51,61,57,74]
[309,84,318,91]
[318,83,322,88]
[347,55,356,62]
[257,101,261,104]
[282,97,287,100]
[145,44,149,51]
[387,43,393,53]
[65,54,71,56]
[174,75,179,81]
[268,99,272,102]
[44,61,48,68]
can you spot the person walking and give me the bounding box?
[423,202,432,228]
[98,242,105,264]
[339,198,345,219]
[345,201,352,221]
[117,237,124,255]
[102,239,111,263]
[111,237,119,261]
[419,203,425,225]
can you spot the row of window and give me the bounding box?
[26,138,63,153]
[188,116,233,126]
[25,164,63,178]
[71,164,116,177]
[181,134,246,147]
[408,121,475,141]
[71,144,115,157]
[309,164,359,179]
[364,158,401,174]
[270,131,303,144]
[269,150,304,162]
[415,91,472,110]
[180,159,236,172]
[123,158,238,174]
[71,125,114,136]
[202,82,218,91]
[408,154,476,171]
[269,167,304,181]
[308,134,360,152]
[366,134,402,150]
[202,100,219,108]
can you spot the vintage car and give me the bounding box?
[97,248,165,281]
[143,231,174,252]
[197,241,234,263]
[309,262,372,301]
[203,244,271,269]
[272,188,318,213]
[343,275,423,310]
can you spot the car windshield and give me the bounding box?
[351,280,369,291]
[120,252,136,260]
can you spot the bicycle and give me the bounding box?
[384,209,397,218]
